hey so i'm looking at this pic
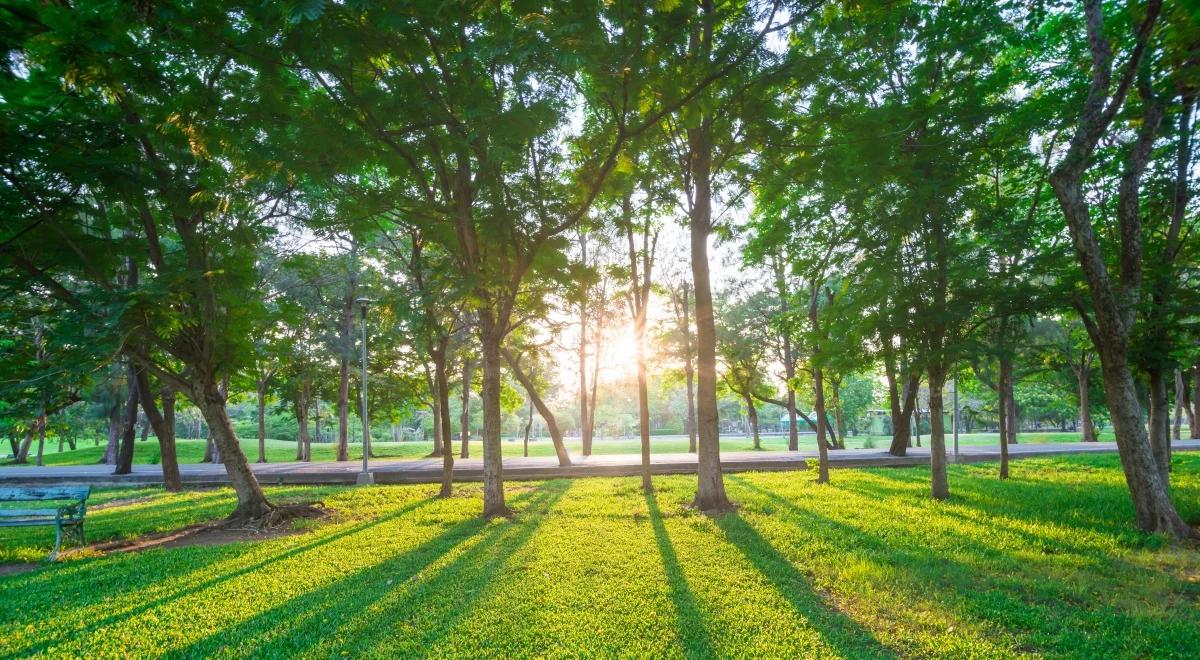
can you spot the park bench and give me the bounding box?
[0,486,91,560]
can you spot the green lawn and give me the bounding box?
[3,429,1127,468]
[2,454,1198,657]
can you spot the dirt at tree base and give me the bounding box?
[95,501,332,554]
[0,563,39,577]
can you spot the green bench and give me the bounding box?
[0,486,91,560]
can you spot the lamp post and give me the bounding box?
[356,297,374,485]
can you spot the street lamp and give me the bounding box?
[356,297,374,485]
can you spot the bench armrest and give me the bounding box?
[57,500,86,520]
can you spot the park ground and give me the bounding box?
[2,454,1198,658]
[2,429,1122,467]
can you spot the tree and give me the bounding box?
[501,345,571,467]
[1045,0,1194,538]
[0,2,294,520]
[664,273,699,454]
[658,0,794,511]
[717,291,773,450]
[1041,317,1101,441]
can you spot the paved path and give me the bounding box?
[2,440,1197,487]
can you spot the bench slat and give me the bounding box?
[0,486,90,502]
[0,519,61,527]
[0,508,60,517]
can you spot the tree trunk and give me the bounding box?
[685,358,698,453]
[296,395,310,462]
[637,344,652,492]
[430,399,443,457]
[335,244,357,463]
[211,377,228,464]
[588,337,601,444]
[134,370,181,491]
[809,286,831,484]
[1078,364,1096,442]
[914,407,921,447]
[434,346,454,497]
[194,380,273,521]
[772,263,801,452]
[887,360,918,456]
[1180,372,1190,439]
[1191,365,1200,439]
[34,406,46,467]
[336,354,351,462]
[1005,363,1018,444]
[928,365,949,500]
[522,397,533,458]
[883,342,902,455]
[1147,367,1171,483]
[688,135,732,513]
[829,376,845,449]
[812,361,830,484]
[579,232,592,457]
[673,283,699,454]
[460,356,473,458]
[626,216,655,492]
[998,357,1010,479]
[15,421,39,464]
[114,364,140,475]
[1173,369,1184,441]
[314,398,322,445]
[1100,354,1191,536]
[745,395,761,450]
[102,379,122,465]
[478,319,509,518]
[257,382,268,463]
[502,348,571,467]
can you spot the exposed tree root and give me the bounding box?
[221,501,328,532]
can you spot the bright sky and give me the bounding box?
[545,221,757,398]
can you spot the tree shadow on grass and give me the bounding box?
[322,480,574,656]
[10,494,440,657]
[176,480,573,658]
[726,475,1200,657]
[714,512,894,659]
[643,491,715,658]
[845,462,1173,544]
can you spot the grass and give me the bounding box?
[2,428,1129,468]
[1,454,1198,657]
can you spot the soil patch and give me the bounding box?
[94,501,332,554]
[92,495,159,510]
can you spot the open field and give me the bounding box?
[2,454,1198,657]
[2,429,1131,468]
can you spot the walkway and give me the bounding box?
[2,440,1197,487]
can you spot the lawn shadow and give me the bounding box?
[849,461,1163,543]
[177,480,572,657]
[726,474,1199,657]
[11,494,439,657]
[714,511,894,658]
[644,491,715,658]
